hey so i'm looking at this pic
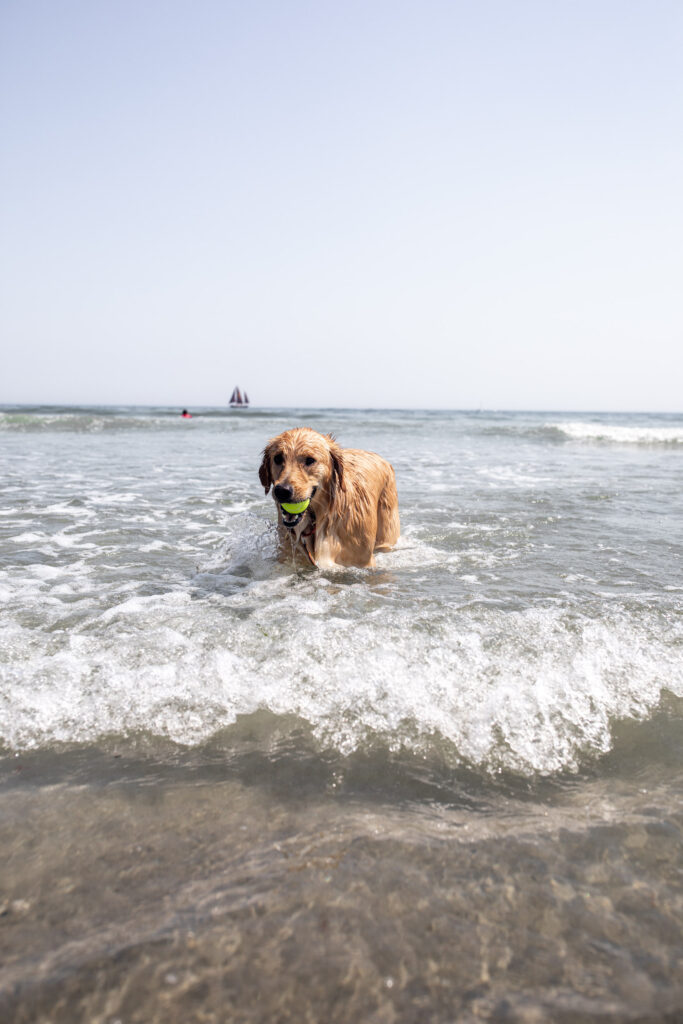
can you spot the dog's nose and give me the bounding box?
[273,484,292,502]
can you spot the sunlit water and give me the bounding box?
[1,405,682,1022]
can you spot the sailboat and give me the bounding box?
[229,386,249,409]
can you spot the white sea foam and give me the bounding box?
[2,406,681,774]
[1,559,680,773]
[550,421,683,445]
[10,532,45,544]
[477,465,555,487]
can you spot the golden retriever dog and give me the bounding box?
[259,428,400,568]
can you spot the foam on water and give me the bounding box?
[1,405,681,774]
[1,518,681,773]
[549,421,683,445]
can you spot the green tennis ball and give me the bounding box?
[281,498,310,515]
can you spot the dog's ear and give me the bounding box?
[328,438,345,515]
[258,446,272,494]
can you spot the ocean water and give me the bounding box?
[1,405,682,1022]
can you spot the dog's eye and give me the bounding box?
[305,457,316,466]
[273,453,284,465]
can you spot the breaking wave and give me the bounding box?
[1,527,681,775]
[548,421,683,445]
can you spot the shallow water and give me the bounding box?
[1,405,682,1021]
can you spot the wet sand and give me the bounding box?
[1,716,682,1023]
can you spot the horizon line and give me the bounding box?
[1,402,681,416]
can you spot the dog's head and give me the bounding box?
[259,428,344,527]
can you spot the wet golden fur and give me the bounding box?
[259,428,400,568]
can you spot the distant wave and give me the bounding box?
[2,407,682,444]
[0,411,174,433]
[547,421,683,446]
[0,408,283,432]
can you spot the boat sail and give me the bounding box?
[229,387,249,408]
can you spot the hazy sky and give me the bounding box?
[1,0,681,410]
